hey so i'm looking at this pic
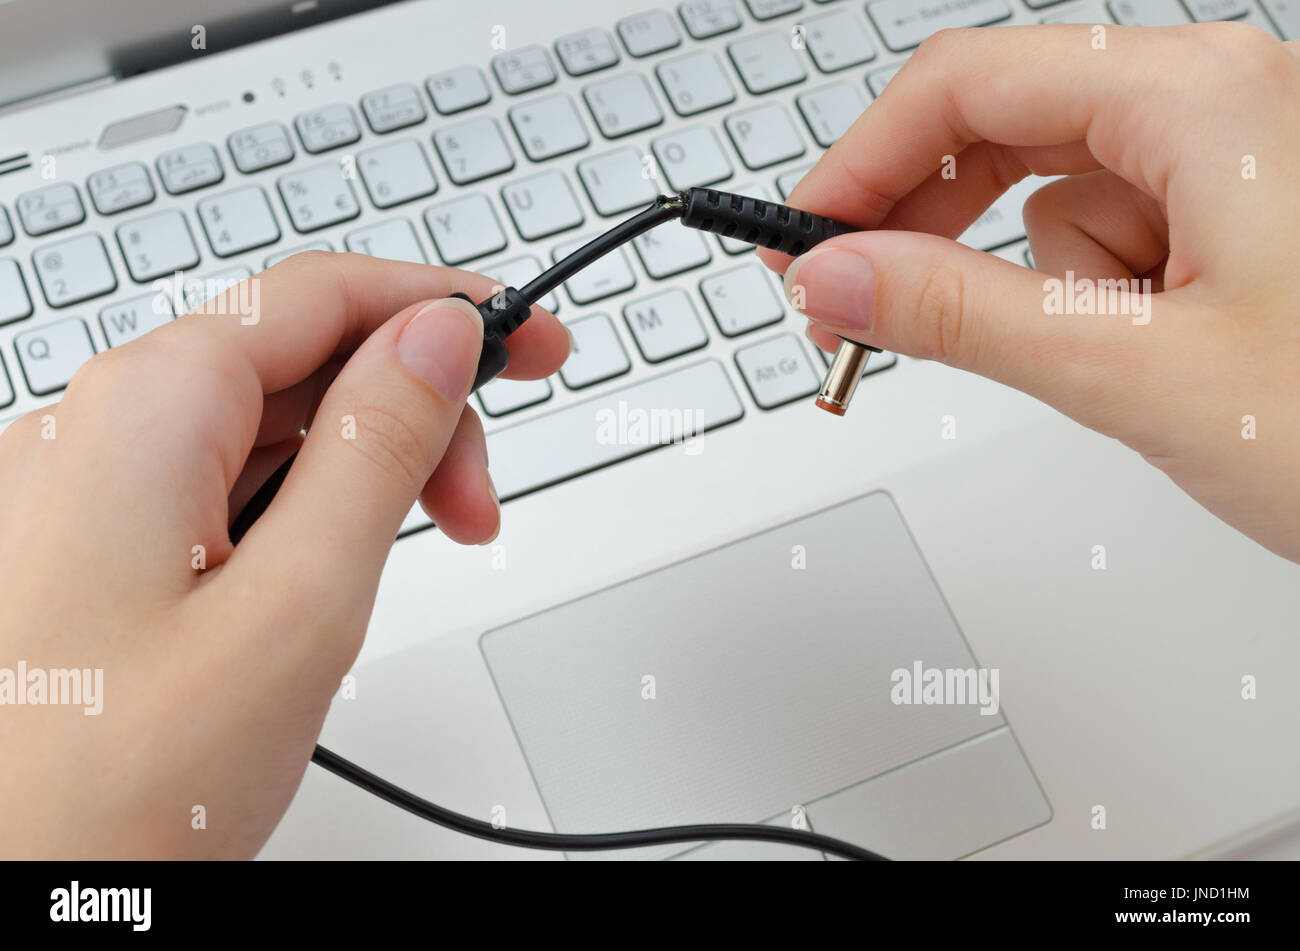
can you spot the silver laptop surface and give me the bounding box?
[2,0,1298,860]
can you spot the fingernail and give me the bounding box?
[397,299,482,400]
[479,476,501,546]
[784,248,875,331]
[563,323,575,354]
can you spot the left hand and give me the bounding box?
[0,252,570,858]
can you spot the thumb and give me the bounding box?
[783,230,1165,420]
[229,295,483,595]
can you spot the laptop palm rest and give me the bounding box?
[481,491,1051,859]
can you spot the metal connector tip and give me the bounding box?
[816,339,873,416]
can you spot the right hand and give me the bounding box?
[759,23,1300,564]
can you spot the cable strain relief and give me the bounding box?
[449,288,533,339]
[680,186,855,257]
[481,286,532,337]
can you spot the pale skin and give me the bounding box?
[0,253,570,857]
[1,23,1298,859]
[760,22,1300,565]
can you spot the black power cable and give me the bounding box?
[313,747,886,861]
[232,188,890,861]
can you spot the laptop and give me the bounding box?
[2,0,1298,861]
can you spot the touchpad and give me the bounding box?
[481,492,1050,859]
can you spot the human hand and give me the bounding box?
[759,23,1300,563]
[0,252,570,858]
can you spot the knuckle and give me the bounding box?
[1192,23,1290,85]
[913,261,972,365]
[122,329,253,403]
[985,146,1029,193]
[1021,180,1066,230]
[281,248,335,272]
[61,348,129,402]
[346,398,434,487]
[1202,20,1273,55]
[913,28,963,64]
[0,407,47,445]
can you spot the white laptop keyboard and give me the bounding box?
[0,0,1293,533]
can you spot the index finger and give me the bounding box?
[174,251,568,394]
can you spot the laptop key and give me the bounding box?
[1040,3,1109,20]
[0,207,12,247]
[503,171,584,241]
[477,377,553,417]
[227,122,295,174]
[867,63,903,97]
[116,210,200,282]
[1107,0,1190,23]
[798,82,868,147]
[678,0,743,38]
[278,163,360,233]
[33,234,117,307]
[1260,0,1300,37]
[425,66,492,115]
[583,74,665,139]
[492,45,558,94]
[958,175,1056,251]
[156,144,224,195]
[633,223,712,279]
[360,83,427,134]
[508,94,591,160]
[87,163,155,215]
[743,0,804,20]
[183,266,252,310]
[423,194,507,265]
[345,219,427,264]
[623,287,709,362]
[728,31,808,94]
[804,7,878,72]
[265,243,333,268]
[578,148,658,216]
[553,235,637,304]
[867,0,1012,51]
[656,51,736,116]
[294,104,362,153]
[476,360,743,506]
[16,317,96,396]
[16,183,85,237]
[555,28,621,76]
[434,117,515,185]
[701,264,785,336]
[617,10,683,57]
[1181,0,1250,18]
[734,333,821,409]
[0,360,12,409]
[485,255,560,313]
[777,163,813,198]
[99,291,174,348]
[0,260,33,325]
[651,126,733,191]
[559,313,631,389]
[725,102,806,170]
[197,186,281,257]
[357,139,438,209]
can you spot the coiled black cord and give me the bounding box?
[234,190,888,860]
